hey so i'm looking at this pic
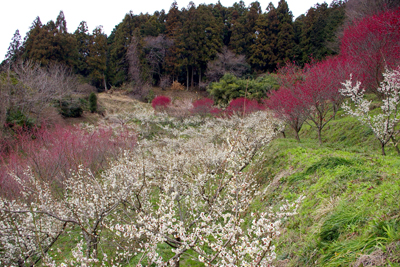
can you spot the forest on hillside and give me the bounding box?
[1,0,400,266]
[2,0,348,92]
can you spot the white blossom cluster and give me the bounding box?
[0,109,304,266]
[340,67,400,154]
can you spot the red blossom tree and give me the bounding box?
[275,61,310,89]
[266,86,308,141]
[225,97,265,117]
[300,56,350,144]
[340,7,400,95]
[191,98,214,116]
[151,95,172,111]
[0,124,136,199]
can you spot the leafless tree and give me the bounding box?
[345,0,400,24]
[0,61,79,130]
[10,61,78,122]
[127,36,150,100]
[144,35,173,82]
[206,46,249,82]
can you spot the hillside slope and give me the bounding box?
[253,114,400,266]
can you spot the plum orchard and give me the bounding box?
[0,106,303,266]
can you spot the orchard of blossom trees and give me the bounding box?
[0,102,303,266]
[266,6,400,149]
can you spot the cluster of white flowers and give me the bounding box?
[1,108,304,266]
[340,67,400,155]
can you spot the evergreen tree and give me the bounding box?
[4,30,23,65]
[276,0,295,65]
[23,14,77,67]
[179,3,223,88]
[88,26,108,89]
[249,3,279,72]
[107,12,137,86]
[74,21,90,76]
[297,2,345,63]
[165,1,183,80]
[56,11,67,34]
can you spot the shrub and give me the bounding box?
[225,97,265,117]
[208,73,279,106]
[0,124,137,199]
[191,98,214,116]
[89,92,97,113]
[58,98,83,118]
[170,80,185,91]
[6,109,35,130]
[152,96,171,111]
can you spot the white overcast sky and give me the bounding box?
[1,0,323,61]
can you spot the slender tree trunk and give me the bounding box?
[173,237,181,267]
[381,142,386,156]
[191,66,194,89]
[186,66,189,91]
[199,68,201,86]
[318,127,322,145]
[294,130,300,142]
[84,231,98,259]
[103,74,107,92]
[282,131,286,138]
[390,135,400,155]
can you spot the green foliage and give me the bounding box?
[252,112,400,266]
[88,92,97,113]
[58,98,83,117]
[6,109,35,129]
[208,73,279,105]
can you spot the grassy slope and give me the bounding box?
[254,110,400,266]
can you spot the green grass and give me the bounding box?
[253,111,400,266]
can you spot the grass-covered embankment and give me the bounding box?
[254,111,400,266]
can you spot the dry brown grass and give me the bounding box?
[353,242,400,266]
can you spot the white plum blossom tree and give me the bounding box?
[340,67,400,155]
[1,107,303,266]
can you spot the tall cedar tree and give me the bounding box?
[107,12,137,86]
[74,21,90,76]
[297,2,345,64]
[165,1,184,81]
[244,1,262,60]
[228,1,248,55]
[250,3,279,72]
[23,12,77,68]
[4,30,23,66]
[87,26,108,89]
[179,3,223,88]
[276,0,295,65]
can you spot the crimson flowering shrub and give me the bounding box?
[191,98,214,116]
[340,7,400,94]
[299,56,350,144]
[225,97,265,117]
[266,87,308,141]
[151,95,171,111]
[276,61,310,88]
[0,124,136,199]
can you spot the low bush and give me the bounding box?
[0,124,136,199]
[152,95,171,111]
[191,98,214,116]
[208,73,279,105]
[225,97,265,116]
[89,92,97,113]
[58,98,83,117]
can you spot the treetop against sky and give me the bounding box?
[1,0,322,61]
